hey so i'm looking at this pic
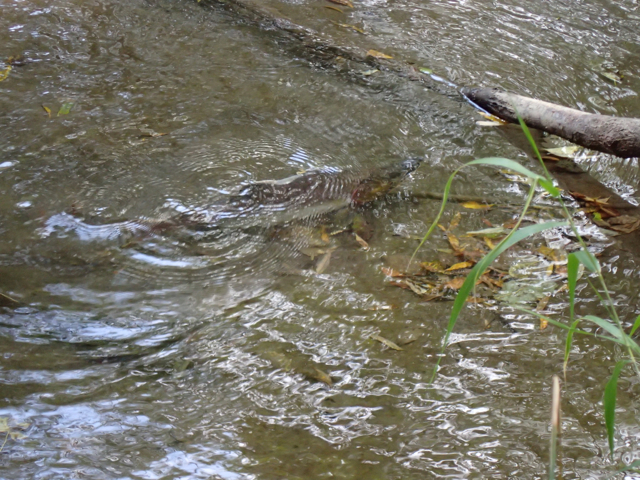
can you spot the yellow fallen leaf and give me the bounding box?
[367,49,392,59]
[447,234,461,252]
[324,5,344,12]
[0,66,11,82]
[371,334,403,351]
[461,201,493,210]
[41,105,51,118]
[421,261,445,273]
[540,317,548,330]
[445,261,474,271]
[484,237,495,250]
[478,111,508,124]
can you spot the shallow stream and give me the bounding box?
[1,0,640,478]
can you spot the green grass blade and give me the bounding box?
[549,375,561,480]
[573,249,600,273]
[465,157,546,180]
[620,459,640,472]
[409,156,549,266]
[409,167,460,267]
[430,221,568,382]
[629,315,640,337]
[584,315,623,339]
[567,253,579,323]
[516,114,543,162]
[604,360,629,456]
[563,319,580,381]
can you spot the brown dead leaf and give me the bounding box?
[308,367,333,386]
[482,218,493,227]
[382,266,405,278]
[540,317,549,330]
[554,264,568,277]
[445,277,465,290]
[446,261,474,271]
[320,226,330,244]
[366,49,393,59]
[465,296,486,304]
[461,201,493,210]
[536,295,550,312]
[503,218,518,230]
[607,215,640,234]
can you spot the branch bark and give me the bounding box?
[462,87,640,159]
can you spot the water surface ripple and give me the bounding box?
[1,0,639,478]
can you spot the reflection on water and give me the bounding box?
[1,0,639,478]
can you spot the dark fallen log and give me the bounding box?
[462,87,640,159]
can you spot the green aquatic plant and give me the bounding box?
[412,116,640,476]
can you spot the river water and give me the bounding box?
[1,0,640,478]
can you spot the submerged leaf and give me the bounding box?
[324,5,344,12]
[305,367,333,386]
[371,334,403,351]
[354,233,369,250]
[366,49,393,59]
[327,0,353,7]
[448,212,462,230]
[332,21,364,33]
[419,67,433,74]
[362,69,378,76]
[461,201,493,210]
[467,227,506,238]
[545,146,580,157]
[315,249,333,274]
[0,66,11,82]
[57,102,74,116]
